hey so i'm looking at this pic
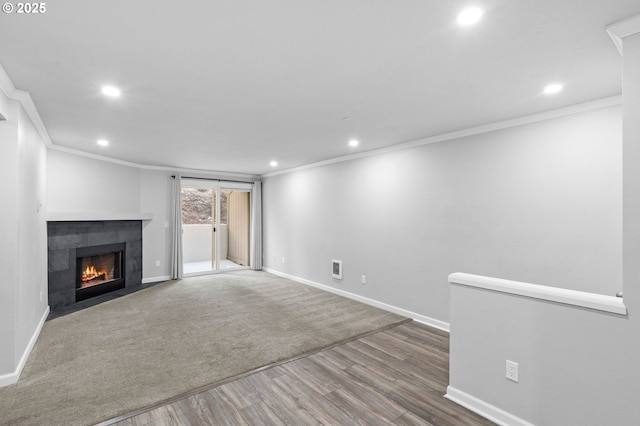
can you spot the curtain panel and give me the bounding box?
[170,174,183,279]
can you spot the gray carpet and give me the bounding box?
[0,270,407,425]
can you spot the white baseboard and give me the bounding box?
[263,268,450,332]
[0,305,50,388]
[445,386,535,426]
[142,275,171,284]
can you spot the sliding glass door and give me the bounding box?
[181,179,251,276]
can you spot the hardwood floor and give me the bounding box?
[112,322,494,425]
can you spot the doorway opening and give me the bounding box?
[181,180,251,275]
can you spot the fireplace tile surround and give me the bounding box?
[47,220,143,312]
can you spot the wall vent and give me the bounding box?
[332,260,342,279]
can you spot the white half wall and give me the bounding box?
[262,104,622,324]
[182,224,213,263]
[447,280,636,426]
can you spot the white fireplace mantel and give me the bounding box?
[46,211,153,222]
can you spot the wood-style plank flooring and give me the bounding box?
[112,322,494,425]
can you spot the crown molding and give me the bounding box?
[49,144,259,181]
[1,62,259,181]
[0,63,53,146]
[142,164,260,181]
[607,13,640,55]
[262,95,622,179]
[49,144,148,169]
[0,60,622,183]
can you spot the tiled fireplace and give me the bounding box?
[47,221,142,310]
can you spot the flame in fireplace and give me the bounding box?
[81,265,109,285]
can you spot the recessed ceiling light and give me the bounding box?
[97,139,109,146]
[457,7,483,26]
[270,161,278,167]
[101,85,121,98]
[543,83,563,95]
[348,139,360,147]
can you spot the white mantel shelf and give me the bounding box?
[46,211,153,222]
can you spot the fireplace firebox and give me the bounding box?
[75,243,125,301]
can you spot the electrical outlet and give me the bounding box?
[361,275,367,285]
[156,260,161,267]
[506,360,519,382]
[282,257,286,263]
[39,291,43,303]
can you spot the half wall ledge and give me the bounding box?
[46,211,153,221]
[448,272,627,315]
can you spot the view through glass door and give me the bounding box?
[181,180,251,275]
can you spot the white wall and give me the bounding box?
[262,105,622,324]
[16,105,48,364]
[0,85,48,384]
[47,150,141,213]
[622,31,640,330]
[139,169,172,281]
[0,95,19,375]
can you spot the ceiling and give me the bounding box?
[0,1,638,175]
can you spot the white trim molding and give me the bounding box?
[46,211,153,222]
[0,63,53,147]
[1,61,621,181]
[264,268,450,332]
[445,386,536,426]
[142,275,172,285]
[49,144,261,181]
[0,63,259,181]
[0,306,49,388]
[262,96,621,178]
[449,272,627,315]
[607,13,640,55]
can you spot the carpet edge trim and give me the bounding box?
[98,317,411,425]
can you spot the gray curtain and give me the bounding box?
[250,180,263,270]
[170,174,183,279]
